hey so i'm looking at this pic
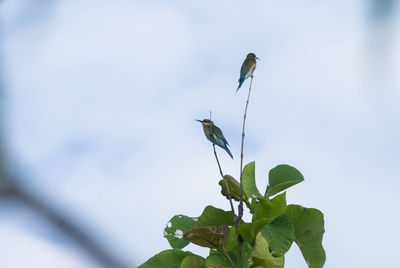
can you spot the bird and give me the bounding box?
[237,53,260,92]
[196,119,233,159]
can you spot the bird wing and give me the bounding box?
[212,125,229,145]
[239,59,251,80]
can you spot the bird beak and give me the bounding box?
[256,57,261,60]
[195,119,203,123]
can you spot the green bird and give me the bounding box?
[196,119,233,159]
[237,53,260,92]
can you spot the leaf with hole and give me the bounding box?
[164,215,196,249]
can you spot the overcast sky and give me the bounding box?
[1,0,400,267]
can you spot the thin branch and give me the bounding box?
[0,175,132,268]
[238,76,254,221]
[237,75,254,255]
[212,143,237,223]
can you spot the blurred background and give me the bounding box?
[1,0,399,267]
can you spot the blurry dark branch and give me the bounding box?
[0,174,132,268]
[368,0,395,22]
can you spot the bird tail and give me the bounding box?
[236,78,244,92]
[225,146,233,159]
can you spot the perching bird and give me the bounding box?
[237,53,260,92]
[196,119,233,159]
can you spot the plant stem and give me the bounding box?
[219,247,235,266]
[237,75,254,255]
[213,143,237,223]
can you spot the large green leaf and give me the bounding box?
[253,193,287,222]
[286,205,326,268]
[237,218,271,244]
[180,255,206,268]
[251,233,284,268]
[139,249,197,268]
[205,252,235,268]
[260,214,295,256]
[238,193,287,244]
[164,215,196,249]
[195,206,235,228]
[265,165,304,197]
[242,161,262,199]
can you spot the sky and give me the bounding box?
[1,0,400,267]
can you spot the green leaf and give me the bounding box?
[139,249,197,268]
[180,255,206,268]
[260,214,295,256]
[238,243,255,268]
[184,225,230,249]
[250,198,257,214]
[164,215,196,249]
[265,165,304,197]
[195,206,235,228]
[226,226,238,257]
[242,161,262,199]
[286,205,326,268]
[238,193,287,244]
[237,218,271,244]
[205,252,235,268]
[253,193,287,222]
[251,233,284,268]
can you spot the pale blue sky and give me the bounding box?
[1,0,400,267]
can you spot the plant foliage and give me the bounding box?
[140,163,326,268]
